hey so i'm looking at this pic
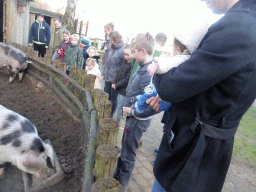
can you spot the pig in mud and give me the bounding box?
[0,105,54,180]
[0,42,31,83]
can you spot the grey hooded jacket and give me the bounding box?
[102,41,125,83]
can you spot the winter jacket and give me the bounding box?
[124,61,159,120]
[64,44,83,71]
[113,59,131,96]
[58,40,71,62]
[102,41,125,82]
[28,20,51,47]
[53,25,66,50]
[127,58,140,88]
[153,0,256,191]
[86,63,101,89]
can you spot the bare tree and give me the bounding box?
[63,0,77,34]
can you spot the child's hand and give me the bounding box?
[146,97,160,111]
[85,68,88,72]
[97,74,103,80]
[123,107,131,114]
[147,61,158,77]
[112,84,116,89]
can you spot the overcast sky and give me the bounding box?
[43,0,222,45]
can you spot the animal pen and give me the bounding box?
[0,43,123,191]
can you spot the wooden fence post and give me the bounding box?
[93,144,118,180]
[44,54,52,64]
[70,66,78,80]
[91,176,123,192]
[83,74,96,90]
[97,100,112,121]
[96,118,119,147]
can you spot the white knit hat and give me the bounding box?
[173,15,210,54]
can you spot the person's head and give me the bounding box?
[80,37,90,47]
[104,22,114,36]
[86,58,96,71]
[109,31,122,44]
[202,0,239,14]
[87,47,97,58]
[131,32,155,63]
[173,13,210,55]
[155,33,167,47]
[70,34,79,45]
[124,45,133,62]
[36,13,44,23]
[54,18,62,29]
[173,38,187,56]
[62,30,70,42]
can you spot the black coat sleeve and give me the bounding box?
[154,12,256,103]
[115,65,131,90]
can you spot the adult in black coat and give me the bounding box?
[149,0,256,191]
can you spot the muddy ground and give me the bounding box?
[0,73,87,192]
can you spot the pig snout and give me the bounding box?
[21,151,48,179]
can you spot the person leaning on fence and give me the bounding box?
[102,31,125,118]
[52,17,66,61]
[148,0,256,191]
[57,30,71,63]
[85,58,102,89]
[80,37,91,69]
[64,34,83,76]
[28,12,51,58]
[113,33,159,191]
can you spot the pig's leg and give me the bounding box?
[18,71,24,82]
[8,75,16,84]
[8,66,16,83]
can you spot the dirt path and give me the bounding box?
[0,73,86,192]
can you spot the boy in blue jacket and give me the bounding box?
[28,13,51,57]
[113,32,159,191]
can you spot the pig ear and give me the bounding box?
[44,143,55,168]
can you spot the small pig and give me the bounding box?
[0,42,31,83]
[0,105,54,180]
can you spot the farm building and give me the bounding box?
[0,0,61,49]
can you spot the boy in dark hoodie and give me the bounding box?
[28,13,51,58]
[113,33,158,191]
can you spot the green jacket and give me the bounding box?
[64,44,83,71]
[127,58,140,88]
[53,25,66,50]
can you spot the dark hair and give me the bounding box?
[109,31,122,44]
[36,12,44,18]
[174,38,186,53]
[54,17,62,23]
[155,33,167,44]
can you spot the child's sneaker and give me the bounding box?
[154,149,159,155]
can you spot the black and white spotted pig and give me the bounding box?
[0,105,54,179]
[0,42,31,83]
